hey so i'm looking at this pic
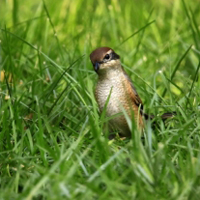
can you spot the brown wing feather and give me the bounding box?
[122,68,143,108]
[122,69,144,129]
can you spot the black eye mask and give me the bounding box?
[101,52,120,63]
[93,51,120,72]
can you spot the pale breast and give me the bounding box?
[96,76,127,115]
[95,75,132,135]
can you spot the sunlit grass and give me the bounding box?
[0,0,200,199]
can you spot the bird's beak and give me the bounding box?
[94,62,100,72]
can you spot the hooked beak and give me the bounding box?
[94,62,100,72]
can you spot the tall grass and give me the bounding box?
[0,0,200,199]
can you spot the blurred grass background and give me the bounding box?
[0,0,200,199]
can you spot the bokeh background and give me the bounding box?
[0,0,200,199]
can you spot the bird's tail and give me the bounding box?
[142,111,176,122]
[160,112,176,121]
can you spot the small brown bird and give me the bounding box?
[90,47,174,137]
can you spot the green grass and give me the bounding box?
[0,0,200,199]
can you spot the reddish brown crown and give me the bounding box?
[90,47,113,64]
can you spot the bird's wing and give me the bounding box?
[122,69,143,109]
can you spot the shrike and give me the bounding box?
[90,47,174,137]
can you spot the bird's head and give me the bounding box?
[90,47,120,74]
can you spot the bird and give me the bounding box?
[90,47,174,137]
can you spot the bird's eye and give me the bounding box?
[104,54,110,60]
